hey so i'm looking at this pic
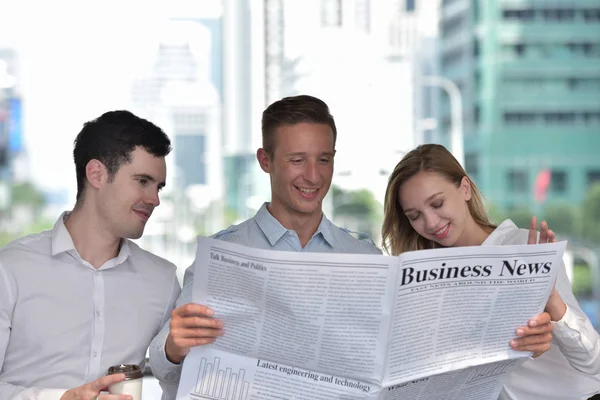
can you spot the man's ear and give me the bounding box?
[461,176,472,201]
[257,148,272,173]
[85,159,107,190]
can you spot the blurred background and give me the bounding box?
[0,0,598,360]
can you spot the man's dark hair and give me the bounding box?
[261,95,337,157]
[73,110,171,202]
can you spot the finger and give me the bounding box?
[172,337,219,348]
[511,332,552,348]
[516,323,552,337]
[99,394,134,400]
[173,303,215,318]
[90,373,126,392]
[528,312,551,327]
[527,216,538,245]
[511,337,551,352]
[514,342,551,356]
[539,220,548,243]
[172,326,225,340]
[174,315,224,330]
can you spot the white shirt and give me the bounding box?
[0,213,181,400]
[486,220,600,400]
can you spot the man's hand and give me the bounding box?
[165,303,224,364]
[60,374,131,400]
[510,312,553,358]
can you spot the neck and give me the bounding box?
[267,203,322,248]
[64,203,122,268]
[455,219,494,247]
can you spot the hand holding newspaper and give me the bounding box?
[176,237,566,400]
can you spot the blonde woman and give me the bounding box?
[382,144,600,400]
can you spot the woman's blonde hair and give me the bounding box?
[382,144,495,255]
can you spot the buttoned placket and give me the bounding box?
[88,268,106,380]
[282,230,303,251]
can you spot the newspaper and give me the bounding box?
[176,237,567,400]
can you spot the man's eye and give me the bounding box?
[432,201,444,209]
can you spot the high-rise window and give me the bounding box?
[464,153,478,178]
[587,170,600,187]
[550,170,567,193]
[508,170,529,193]
[583,8,600,22]
[502,9,534,21]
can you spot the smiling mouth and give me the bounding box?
[297,187,318,195]
[134,210,151,221]
[433,224,450,238]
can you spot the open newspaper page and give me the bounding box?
[176,236,398,399]
[382,241,567,398]
[381,359,523,400]
[176,237,566,400]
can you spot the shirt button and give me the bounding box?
[93,351,98,357]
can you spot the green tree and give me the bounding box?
[0,181,50,247]
[542,202,578,237]
[331,185,382,241]
[505,206,533,230]
[11,182,46,209]
[485,201,508,225]
[580,183,600,243]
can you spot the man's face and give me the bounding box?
[259,122,335,224]
[97,147,166,240]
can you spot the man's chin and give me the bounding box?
[125,228,145,240]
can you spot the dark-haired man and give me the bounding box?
[0,110,180,400]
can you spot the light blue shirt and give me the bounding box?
[0,213,180,400]
[149,203,381,398]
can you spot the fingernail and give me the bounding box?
[510,340,517,347]
[529,319,537,327]
[516,329,524,336]
[207,308,214,316]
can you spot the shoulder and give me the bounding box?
[127,241,177,274]
[0,230,52,263]
[491,219,530,245]
[211,219,256,242]
[334,227,382,254]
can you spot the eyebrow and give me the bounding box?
[133,173,166,189]
[403,192,443,213]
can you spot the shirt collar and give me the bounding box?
[51,211,132,268]
[254,202,335,247]
[482,219,517,245]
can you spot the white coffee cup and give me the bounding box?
[107,364,144,400]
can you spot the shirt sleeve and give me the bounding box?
[0,387,68,400]
[149,264,194,395]
[550,261,600,374]
[0,263,68,400]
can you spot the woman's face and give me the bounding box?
[399,171,473,247]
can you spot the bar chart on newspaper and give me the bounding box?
[190,356,250,400]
